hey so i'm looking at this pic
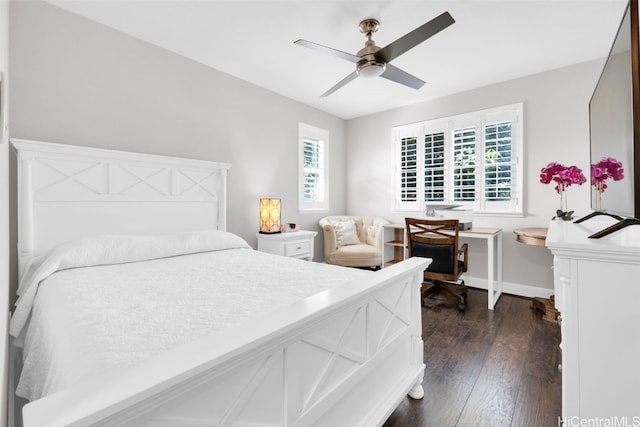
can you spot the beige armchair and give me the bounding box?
[319,215,390,268]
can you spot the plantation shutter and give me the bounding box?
[303,137,325,203]
[452,126,477,202]
[394,125,421,211]
[481,106,521,212]
[484,121,513,202]
[392,103,523,215]
[400,136,418,202]
[424,131,446,202]
[299,122,329,212]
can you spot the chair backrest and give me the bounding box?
[319,216,390,249]
[405,217,461,279]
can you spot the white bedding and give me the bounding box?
[11,230,371,401]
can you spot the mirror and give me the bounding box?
[582,0,640,237]
[589,3,636,217]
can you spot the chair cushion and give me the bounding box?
[330,244,381,265]
[331,219,361,248]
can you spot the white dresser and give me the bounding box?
[256,230,317,261]
[545,218,640,421]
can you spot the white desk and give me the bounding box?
[382,224,503,310]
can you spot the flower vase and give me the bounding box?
[556,190,573,221]
[595,181,604,211]
[596,190,603,211]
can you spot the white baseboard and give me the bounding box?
[463,275,554,300]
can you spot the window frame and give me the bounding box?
[392,103,524,216]
[298,122,329,213]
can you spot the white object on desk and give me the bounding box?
[433,208,474,230]
[256,230,317,261]
[382,223,503,309]
[546,218,640,420]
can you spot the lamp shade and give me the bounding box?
[259,198,281,234]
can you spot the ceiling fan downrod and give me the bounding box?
[356,18,385,78]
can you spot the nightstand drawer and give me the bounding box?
[256,230,317,261]
[284,240,311,257]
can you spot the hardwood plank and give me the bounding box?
[418,371,474,426]
[383,289,561,427]
[455,296,531,427]
[445,300,506,387]
[384,371,472,427]
[511,303,562,427]
[523,306,562,382]
[511,374,562,427]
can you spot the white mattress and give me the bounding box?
[12,231,371,401]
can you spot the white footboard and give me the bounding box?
[21,258,427,427]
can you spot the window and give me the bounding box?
[393,103,523,215]
[299,122,329,212]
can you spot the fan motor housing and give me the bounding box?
[356,36,385,78]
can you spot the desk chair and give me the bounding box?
[405,217,469,311]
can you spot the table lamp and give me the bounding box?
[259,198,281,234]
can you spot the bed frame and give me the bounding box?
[10,139,428,427]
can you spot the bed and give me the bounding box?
[9,139,429,427]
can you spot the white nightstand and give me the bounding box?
[256,230,317,261]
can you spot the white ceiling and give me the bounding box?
[47,0,629,120]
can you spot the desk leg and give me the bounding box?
[487,233,503,310]
[487,236,494,310]
[495,232,503,307]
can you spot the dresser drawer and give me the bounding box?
[284,240,311,257]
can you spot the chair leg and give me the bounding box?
[421,283,438,297]
[435,282,467,311]
[420,281,467,311]
[420,283,438,306]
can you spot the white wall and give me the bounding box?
[346,60,604,294]
[1,0,10,424]
[9,0,348,288]
[8,0,607,302]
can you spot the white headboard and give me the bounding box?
[12,139,231,275]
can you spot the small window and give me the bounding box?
[299,123,329,212]
[393,103,523,215]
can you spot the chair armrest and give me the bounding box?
[319,220,337,256]
[370,217,391,249]
[458,243,469,272]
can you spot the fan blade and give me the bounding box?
[380,64,425,90]
[321,71,358,97]
[376,11,455,63]
[294,39,361,64]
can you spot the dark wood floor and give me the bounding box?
[383,288,561,427]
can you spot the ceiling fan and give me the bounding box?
[294,11,455,97]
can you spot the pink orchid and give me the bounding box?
[591,157,624,193]
[540,162,587,194]
[540,162,587,220]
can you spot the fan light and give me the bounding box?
[356,59,386,78]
